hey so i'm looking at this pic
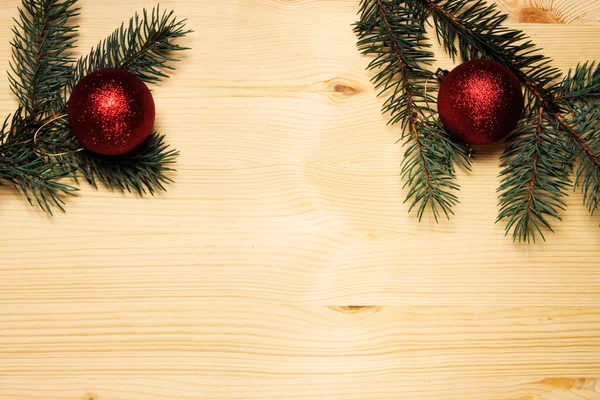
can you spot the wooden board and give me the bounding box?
[1,0,599,399]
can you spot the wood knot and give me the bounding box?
[322,78,364,101]
[518,7,563,24]
[333,83,362,96]
[82,393,98,400]
[329,306,381,315]
[536,377,590,390]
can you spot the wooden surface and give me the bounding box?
[1,0,600,399]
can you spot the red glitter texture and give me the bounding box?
[67,68,155,155]
[437,59,524,145]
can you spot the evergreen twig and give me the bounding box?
[558,63,600,215]
[415,0,572,242]
[2,0,79,211]
[68,6,190,92]
[356,0,600,241]
[57,132,179,195]
[355,0,471,221]
[497,105,571,242]
[558,61,600,107]
[0,108,77,213]
[8,0,79,121]
[53,6,190,194]
[1,0,190,212]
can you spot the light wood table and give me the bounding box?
[1,1,600,399]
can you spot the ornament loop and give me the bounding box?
[33,114,84,157]
[423,68,451,113]
[33,114,68,145]
[434,68,449,83]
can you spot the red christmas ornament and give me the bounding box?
[67,68,155,155]
[437,59,524,145]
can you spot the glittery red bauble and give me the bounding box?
[437,59,524,145]
[67,68,155,155]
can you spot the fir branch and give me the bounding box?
[418,0,573,241]
[558,61,600,107]
[2,0,79,213]
[496,104,573,242]
[421,0,561,101]
[355,0,470,221]
[37,5,190,198]
[555,63,600,215]
[56,132,178,195]
[52,6,189,196]
[1,150,77,213]
[402,116,468,220]
[0,108,77,213]
[69,6,190,91]
[2,1,189,213]
[560,104,600,215]
[8,0,79,120]
[497,105,571,242]
[353,0,600,240]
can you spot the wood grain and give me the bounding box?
[492,0,600,23]
[1,0,600,399]
[1,305,600,399]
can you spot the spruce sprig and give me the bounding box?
[564,103,600,215]
[423,0,562,95]
[8,0,79,121]
[558,63,600,216]
[355,0,471,221]
[53,5,190,194]
[558,61,600,107]
[418,0,600,242]
[68,6,190,91]
[356,0,600,241]
[497,105,571,241]
[1,0,190,212]
[0,108,77,213]
[415,0,572,242]
[2,0,80,212]
[56,132,178,195]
